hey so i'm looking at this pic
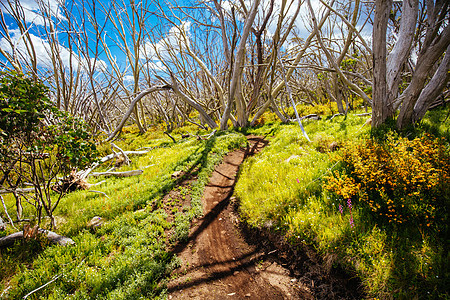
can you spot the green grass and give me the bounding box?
[236,109,449,299]
[0,128,246,299]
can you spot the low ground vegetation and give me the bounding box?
[0,128,246,299]
[1,99,448,298]
[236,107,449,298]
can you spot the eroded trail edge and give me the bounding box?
[167,136,312,299]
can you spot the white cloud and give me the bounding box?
[2,0,65,26]
[0,27,106,72]
[218,0,322,40]
[140,21,190,71]
[141,21,191,60]
[123,75,134,82]
[146,61,166,71]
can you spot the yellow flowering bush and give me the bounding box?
[324,134,450,230]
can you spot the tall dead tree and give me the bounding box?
[372,0,450,129]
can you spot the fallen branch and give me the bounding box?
[328,113,344,121]
[23,274,61,299]
[88,190,110,198]
[111,143,131,166]
[89,180,107,187]
[288,114,321,122]
[196,129,217,140]
[0,187,34,195]
[77,150,151,179]
[355,113,371,117]
[89,170,143,178]
[142,164,155,169]
[164,131,176,143]
[0,228,75,248]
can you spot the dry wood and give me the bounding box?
[0,215,5,231]
[89,170,143,178]
[77,149,151,179]
[0,228,75,248]
[23,274,62,299]
[0,187,34,195]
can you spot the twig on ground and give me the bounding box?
[111,143,131,165]
[88,190,110,198]
[89,180,107,187]
[23,274,62,299]
[89,170,143,178]
[328,113,344,121]
[0,195,17,229]
[164,131,176,143]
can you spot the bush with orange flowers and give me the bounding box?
[324,133,450,233]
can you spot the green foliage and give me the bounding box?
[236,109,449,298]
[0,71,98,228]
[1,127,246,299]
[0,71,97,169]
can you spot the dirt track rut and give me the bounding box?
[167,136,313,299]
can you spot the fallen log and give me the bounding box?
[0,216,5,231]
[0,228,75,248]
[89,170,143,178]
[288,114,321,122]
[0,187,34,195]
[77,150,151,179]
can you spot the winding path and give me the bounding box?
[167,136,312,299]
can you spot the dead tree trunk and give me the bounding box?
[372,0,393,127]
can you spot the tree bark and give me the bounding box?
[372,0,393,128]
[413,45,450,122]
[169,73,218,129]
[220,0,261,130]
[106,85,171,141]
[396,24,450,129]
[386,0,419,104]
[0,229,75,248]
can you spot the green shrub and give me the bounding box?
[324,133,450,232]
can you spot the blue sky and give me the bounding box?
[0,0,374,80]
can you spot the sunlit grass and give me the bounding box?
[0,127,246,299]
[236,108,449,298]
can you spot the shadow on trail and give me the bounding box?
[171,190,233,255]
[244,136,268,159]
[170,136,267,256]
[167,136,270,295]
[167,248,267,293]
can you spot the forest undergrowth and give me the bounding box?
[1,104,449,299]
[236,106,450,299]
[0,127,246,299]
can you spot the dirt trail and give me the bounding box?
[167,136,313,299]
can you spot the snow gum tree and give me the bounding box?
[0,71,98,229]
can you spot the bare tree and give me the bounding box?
[372,0,450,129]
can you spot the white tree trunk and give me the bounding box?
[396,24,450,129]
[386,0,418,105]
[220,0,261,130]
[372,0,393,128]
[413,45,450,122]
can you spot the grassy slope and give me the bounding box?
[1,106,448,299]
[0,128,246,299]
[236,108,449,299]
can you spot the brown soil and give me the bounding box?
[167,136,363,299]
